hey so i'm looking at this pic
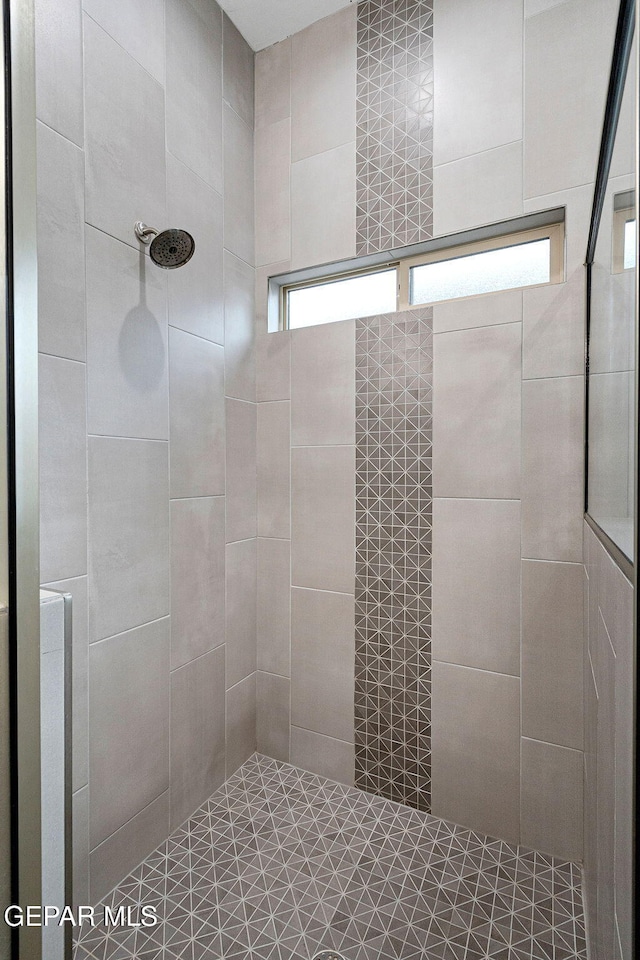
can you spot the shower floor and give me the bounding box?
[74,755,587,960]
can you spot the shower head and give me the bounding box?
[134,222,195,269]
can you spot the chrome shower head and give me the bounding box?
[134,222,195,269]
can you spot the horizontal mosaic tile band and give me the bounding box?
[355,309,433,812]
[356,0,434,255]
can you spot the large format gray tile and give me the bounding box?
[226,674,257,777]
[88,437,169,641]
[255,38,291,129]
[291,143,356,270]
[290,727,354,787]
[520,738,583,861]
[257,401,290,539]
[431,661,520,843]
[256,329,291,401]
[291,587,355,743]
[86,227,168,440]
[596,612,616,960]
[256,672,290,763]
[588,371,632,526]
[432,499,520,676]
[223,13,254,126]
[225,399,257,543]
[257,539,290,678]
[224,252,256,401]
[433,0,522,164]
[89,618,170,847]
[291,445,355,594]
[39,355,87,584]
[169,327,225,499]
[523,273,585,379]
[521,376,584,561]
[613,564,634,959]
[255,119,291,267]
[291,320,355,446]
[433,288,522,334]
[89,791,169,905]
[167,154,224,346]
[170,498,225,671]
[166,0,223,193]
[225,540,257,688]
[522,559,583,749]
[84,16,165,250]
[433,323,521,499]
[82,0,164,81]
[35,0,83,145]
[36,121,85,362]
[224,106,255,267]
[291,5,356,162]
[170,647,226,831]
[72,786,89,909]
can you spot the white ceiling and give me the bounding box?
[218,0,354,51]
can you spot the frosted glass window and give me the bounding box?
[623,218,636,269]
[410,238,551,305]
[287,269,397,329]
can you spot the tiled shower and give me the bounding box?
[31,0,635,957]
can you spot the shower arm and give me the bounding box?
[134,221,159,245]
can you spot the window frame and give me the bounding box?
[611,200,636,273]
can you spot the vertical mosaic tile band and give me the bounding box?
[354,309,432,812]
[356,0,434,255]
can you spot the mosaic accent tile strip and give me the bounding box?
[74,754,588,960]
[354,310,432,812]
[356,0,434,255]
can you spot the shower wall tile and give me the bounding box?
[433,0,522,165]
[521,559,583,749]
[170,497,225,671]
[167,155,224,346]
[256,328,291,402]
[226,673,257,777]
[169,327,225,499]
[39,355,87,584]
[89,618,170,848]
[523,273,585,379]
[225,539,257,688]
[84,16,166,250]
[72,786,89,909]
[89,791,169,905]
[85,226,169,440]
[223,106,255,267]
[523,182,594,275]
[595,612,616,960]
[257,539,291,678]
[524,0,617,198]
[290,727,355,787]
[224,252,256,401]
[165,0,223,194]
[291,587,355,744]
[291,143,356,270]
[520,738,583,861]
[256,672,290,763]
[88,437,169,642]
[521,375,584,561]
[433,141,523,237]
[34,0,83,146]
[257,401,290,539]
[225,399,257,543]
[255,119,291,268]
[170,647,226,831]
[588,372,631,523]
[432,498,521,676]
[291,320,355,447]
[223,13,254,127]
[291,445,355,594]
[431,661,520,843]
[255,38,291,130]
[291,5,356,162]
[433,288,523,335]
[82,0,165,82]
[36,122,85,362]
[433,322,521,499]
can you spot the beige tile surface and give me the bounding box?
[290,727,355,787]
[520,738,583,860]
[291,587,355,743]
[291,445,355,594]
[223,13,254,126]
[291,143,356,270]
[255,119,291,268]
[256,672,290,763]
[225,540,257,688]
[433,323,521,499]
[431,661,520,842]
[433,288,522,335]
[521,559,583,749]
[255,39,291,129]
[35,0,83,145]
[257,538,291,678]
[224,106,255,267]
[433,499,521,676]
[225,399,257,543]
[224,252,256,401]
[257,401,290,539]
[226,674,257,777]
[291,321,355,446]
[433,142,523,236]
